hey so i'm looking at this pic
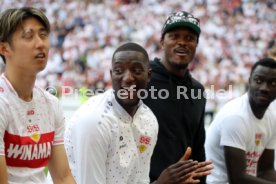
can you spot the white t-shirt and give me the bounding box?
[271,101,276,170]
[0,74,65,184]
[65,90,158,184]
[205,93,276,184]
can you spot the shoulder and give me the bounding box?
[34,86,60,105]
[0,80,10,104]
[190,75,205,90]
[68,91,115,133]
[210,96,248,130]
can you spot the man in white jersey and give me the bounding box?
[65,42,212,184]
[205,58,276,184]
[0,7,76,184]
[267,47,276,170]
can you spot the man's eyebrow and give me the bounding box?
[21,27,48,33]
[253,74,276,79]
[113,60,124,64]
[21,28,33,33]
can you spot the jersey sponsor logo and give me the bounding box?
[4,131,55,168]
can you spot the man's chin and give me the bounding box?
[120,99,140,107]
[169,61,189,69]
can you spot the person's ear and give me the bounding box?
[0,42,9,58]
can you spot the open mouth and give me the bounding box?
[35,53,46,60]
[174,48,189,56]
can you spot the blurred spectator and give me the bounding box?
[1,0,275,111]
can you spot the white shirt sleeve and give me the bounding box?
[52,97,65,146]
[65,110,111,184]
[220,115,247,151]
[266,119,276,149]
[0,104,7,155]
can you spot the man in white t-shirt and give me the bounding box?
[0,7,75,184]
[205,58,276,184]
[65,42,212,184]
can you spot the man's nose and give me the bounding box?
[259,82,269,92]
[35,35,47,48]
[123,70,135,82]
[177,38,186,46]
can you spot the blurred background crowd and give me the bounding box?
[0,0,275,118]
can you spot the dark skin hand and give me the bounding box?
[154,147,213,184]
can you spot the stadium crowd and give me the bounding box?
[0,0,275,114]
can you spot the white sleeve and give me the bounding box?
[52,98,65,146]
[65,110,111,184]
[266,114,276,149]
[220,115,247,151]
[0,104,7,156]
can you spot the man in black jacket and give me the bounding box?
[143,11,208,183]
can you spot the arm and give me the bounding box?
[0,156,8,184]
[48,145,76,184]
[48,98,75,184]
[224,146,276,184]
[257,149,276,181]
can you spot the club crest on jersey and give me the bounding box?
[27,124,40,134]
[30,133,41,143]
[138,135,151,153]
[138,145,147,153]
[0,87,4,92]
[255,133,262,146]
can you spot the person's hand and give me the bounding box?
[154,147,198,184]
[180,160,213,184]
[180,148,213,184]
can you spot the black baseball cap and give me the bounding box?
[162,11,201,37]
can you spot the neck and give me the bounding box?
[125,105,138,117]
[160,58,188,77]
[4,68,36,101]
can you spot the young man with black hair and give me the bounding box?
[0,7,75,184]
[205,58,276,184]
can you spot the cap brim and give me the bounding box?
[163,22,201,36]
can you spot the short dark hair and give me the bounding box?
[112,42,149,63]
[250,58,276,77]
[0,7,50,63]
